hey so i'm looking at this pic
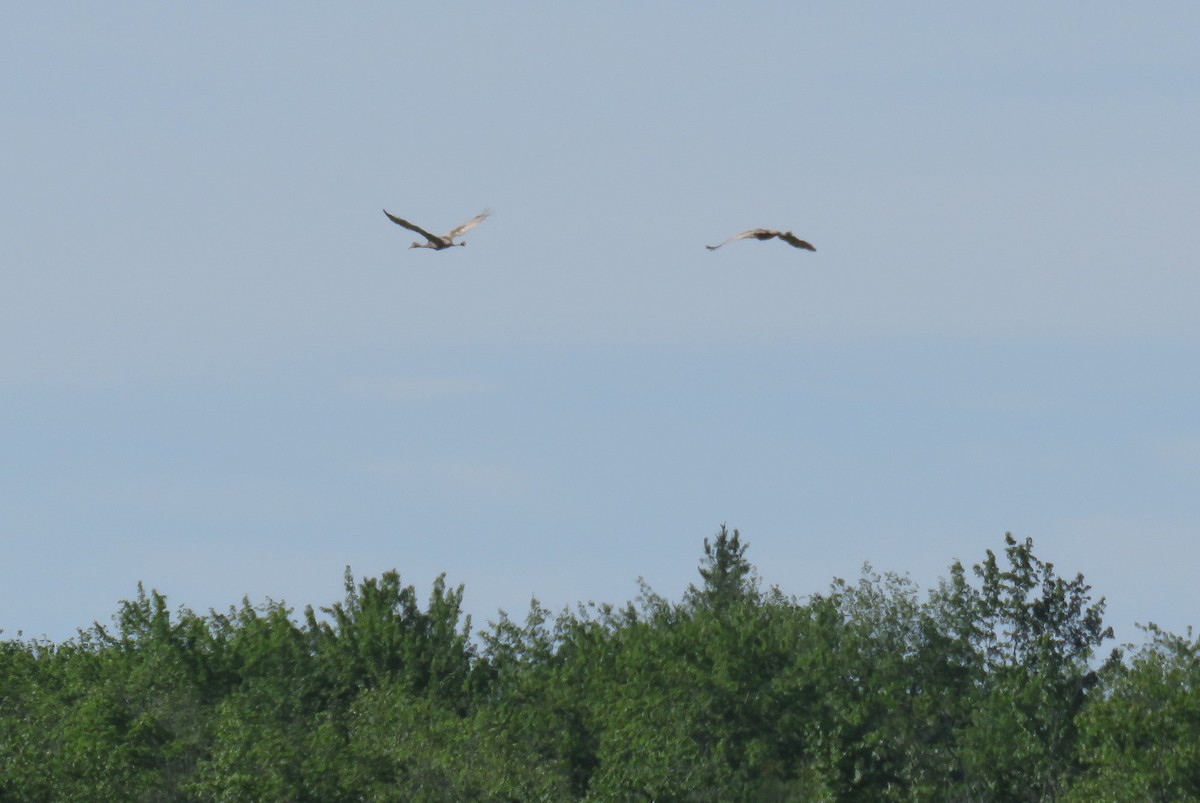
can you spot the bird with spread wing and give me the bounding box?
[706,228,816,252]
[383,209,491,250]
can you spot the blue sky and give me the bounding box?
[2,4,1198,645]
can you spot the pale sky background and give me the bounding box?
[2,4,1198,647]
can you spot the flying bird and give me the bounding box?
[383,209,491,250]
[706,228,816,252]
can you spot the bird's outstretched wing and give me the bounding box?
[705,229,762,250]
[777,232,816,251]
[706,228,816,251]
[446,209,491,240]
[383,209,440,243]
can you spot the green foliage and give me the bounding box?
[955,534,1114,801]
[688,523,758,611]
[0,527,1186,801]
[1068,624,1200,802]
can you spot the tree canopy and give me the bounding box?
[1,527,1195,801]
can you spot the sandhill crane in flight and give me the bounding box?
[706,229,816,252]
[383,209,491,250]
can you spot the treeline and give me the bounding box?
[1,527,1198,801]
